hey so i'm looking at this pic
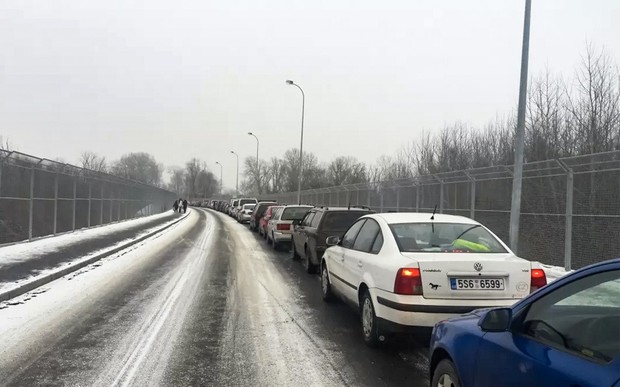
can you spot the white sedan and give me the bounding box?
[320,212,547,346]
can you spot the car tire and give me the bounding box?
[361,290,384,347]
[304,247,317,274]
[321,263,334,302]
[291,243,300,260]
[431,359,461,387]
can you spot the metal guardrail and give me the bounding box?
[268,151,620,270]
[0,150,177,245]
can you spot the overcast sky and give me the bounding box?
[0,0,618,189]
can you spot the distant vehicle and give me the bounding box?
[233,198,257,219]
[259,205,282,239]
[291,206,374,274]
[320,212,548,346]
[249,201,277,232]
[229,199,239,217]
[429,258,620,387]
[238,203,256,223]
[266,205,312,250]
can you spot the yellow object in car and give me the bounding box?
[452,238,491,252]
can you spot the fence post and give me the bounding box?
[367,188,371,208]
[380,188,384,212]
[53,173,58,235]
[565,169,573,271]
[356,189,360,206]
[396,187,400,212]
[100,185,104,224]
[88,182,92,227]
[109,187,113,222]
[415,184,420,212]
[464,171,475,219]
[29,167,34,240]
[72,177,77,231]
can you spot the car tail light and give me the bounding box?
[276,223,290,231]
[394,268,423,295]
[530,268,547,292]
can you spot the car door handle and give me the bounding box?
[357,261,363,268]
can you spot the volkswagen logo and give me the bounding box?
[474,262,483,272]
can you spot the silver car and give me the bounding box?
[266,205,312,250]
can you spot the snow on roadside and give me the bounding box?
[0,210,188,294]
[0,210,179,267]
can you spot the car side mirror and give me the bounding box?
[326,236,340,247]
[479,308,512,332]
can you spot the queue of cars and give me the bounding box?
[205,199,619,386]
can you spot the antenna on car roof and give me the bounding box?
[431,204,437,233]
[348,198,351,210]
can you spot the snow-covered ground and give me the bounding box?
[0,210,187,295]
[540,264,572,282]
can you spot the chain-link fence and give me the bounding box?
[0,150,177,245]
[269,151,620,270]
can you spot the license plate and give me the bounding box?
[450,278,504,290]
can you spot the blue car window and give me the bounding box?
[520,269,620,363]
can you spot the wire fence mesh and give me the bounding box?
[269,151,620,270]
[0,150,177,245]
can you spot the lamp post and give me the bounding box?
[509,0,532,253]
[230,150,239,196]
[286,79,305,205]
[215,161,223,197]
[248,132,260,194]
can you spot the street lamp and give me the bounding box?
[230,150,239,196]
[248,132,259,194]
[215,161,223,197]
[286,79,305,205]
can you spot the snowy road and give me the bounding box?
[0,209,429,386]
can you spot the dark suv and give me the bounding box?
[249,201,277,232]
[291,206,374,274]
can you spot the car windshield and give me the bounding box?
[322,212,370,231]
[281,207,311,220]
[389,223,508,253]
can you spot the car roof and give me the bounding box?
[282,204,313,208]
[369,212,479,225]
[312,206,373,212]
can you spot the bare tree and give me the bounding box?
[326,156,367,186]
[0,136,13,151]
[111,152,162,186]
[167,166,185,195]
[80,151,108,172]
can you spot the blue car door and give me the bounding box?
[474,331,619,387]
[474,268,620,387]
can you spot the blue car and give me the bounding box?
[429,258,620,387]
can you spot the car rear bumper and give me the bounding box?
[273,232,292,243]
[372,290,520,328]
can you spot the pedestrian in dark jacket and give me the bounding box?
[182,199,188,213]
[173,200,179,212]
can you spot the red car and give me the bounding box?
[259,205,282,239]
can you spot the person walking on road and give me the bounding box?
[182,199,188,213]
[173,199,179,212]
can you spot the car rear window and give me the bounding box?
[321,211,370,231]
[243,204,255,210]
[281,207,311,220]
[389,223,507,253]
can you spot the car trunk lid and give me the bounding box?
[401,252,532,300]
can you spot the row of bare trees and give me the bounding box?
[238,44,619,195]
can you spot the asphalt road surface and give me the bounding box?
[0,209,430,387]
